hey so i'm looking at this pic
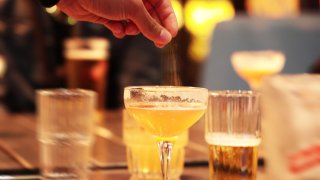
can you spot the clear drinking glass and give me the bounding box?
[37,89,96,179]
[205,90,261,180]
[231,50,285,90]
[124,86,208,180]
[123,110,188,180]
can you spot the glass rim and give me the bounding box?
[37,88,96,98]
[209,90,259,97]
[124,85,208,92]
[64,37,109,48]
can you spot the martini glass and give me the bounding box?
[124,86,208,180]
[231,50,285,90]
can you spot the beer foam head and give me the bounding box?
[231,50,285,72]
[206,132,261,147]
[64,38,109,60]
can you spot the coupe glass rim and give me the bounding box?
[124,86,208,92]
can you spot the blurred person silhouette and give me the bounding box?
[0,0,164,112]
[0,0,66,112]
[39,0,178,48]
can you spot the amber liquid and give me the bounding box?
[124,128,188,180]
[209,145,258,180]
[207,134,260,180]
[67,59,107,110]
[126,106,205,141]
[237,68,279,89]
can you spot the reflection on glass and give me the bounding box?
[0,55,6,97]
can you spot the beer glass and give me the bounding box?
[123,110,187,180]
[205,91,261,180]
[37,89,96,179]
[64,38,109,111]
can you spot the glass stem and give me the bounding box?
[158,141,173,180]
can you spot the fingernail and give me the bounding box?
[159,30,172,44]
[155,43,165,48]
[114,32,125,39]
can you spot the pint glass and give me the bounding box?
[64,38,109,110]
[205,91,261,180]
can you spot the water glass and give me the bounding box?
[37,89,96,179]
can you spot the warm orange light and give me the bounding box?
[184,0,235,61]
[185,0,235,37]
[247,0,300,18]
[46,5,58,14]
[172,0,184,29]
[0,56,5,78]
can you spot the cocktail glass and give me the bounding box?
[231,50,285,90]
[124,86,208,180]
[123,110,188,180]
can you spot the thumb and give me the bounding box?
[129,6,172,46]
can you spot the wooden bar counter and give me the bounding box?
[0,106,213,179]
[0,106,265,179]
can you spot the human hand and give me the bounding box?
[57,0,178,48]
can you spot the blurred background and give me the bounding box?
[0,0,319,112]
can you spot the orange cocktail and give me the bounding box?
[124,86,208,180]
[231,51,285,90]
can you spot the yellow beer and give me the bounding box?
[206,133,261,180]
[126,105,205,141]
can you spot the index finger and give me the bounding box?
[147,0,178,37]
